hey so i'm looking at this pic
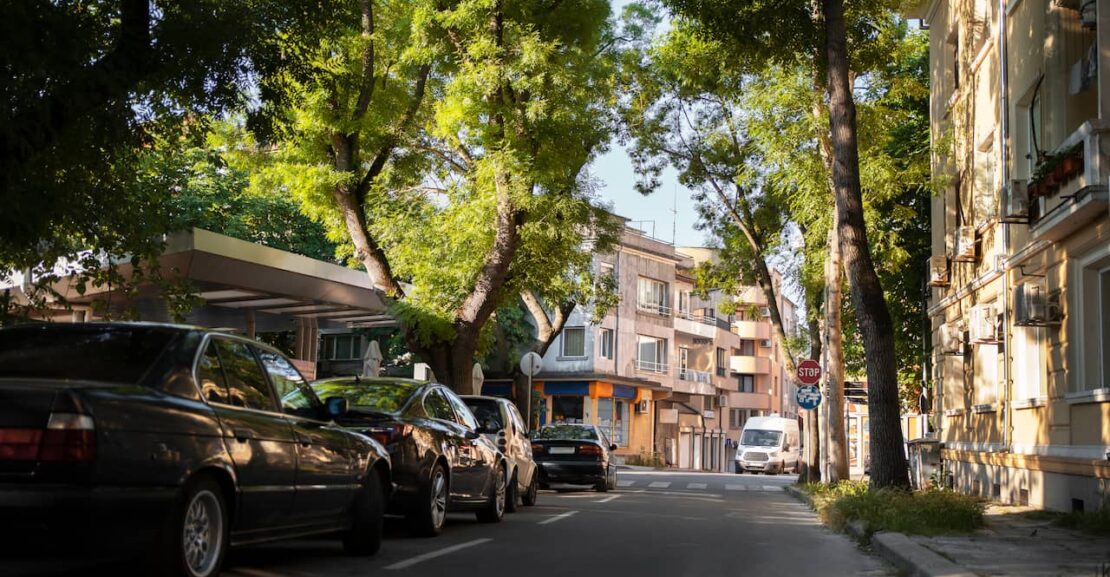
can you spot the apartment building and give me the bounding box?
[535,223,799,470]
[918,0,1110,510]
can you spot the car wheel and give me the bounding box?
[505,469,519,513]
[408,463,448,537]
[595,469,610,493]
[476,465,506,523]
[342,469,384,556]
[159,476,228,577]
[733,462,742,474]
[522,471,538,506]
[607,469,617,491]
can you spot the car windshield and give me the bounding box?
[740,429,782,447]
[464,400,504,432]
[0,325,175,385]
[311,380,418,413]
[537,425,598,441]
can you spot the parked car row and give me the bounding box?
[0,323,619,577]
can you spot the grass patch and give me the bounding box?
[1053,508,1110,536]
[799,481,985,536]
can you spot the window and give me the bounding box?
[599,328,614,360]
[597,398,629,447]
[678,291,690,315]
[716,347,727,377]
[213,339,276,411]
[638,277,668,314]
[636,335,667,373]
[423,389,456,422]
[321,334,362,361]
[508,403,526,434]
[257,348,320,419]
[973,341,999,406]
[679,347,690,371]
[198,342,228,404]
[738,374,755,393]
[552,396,585,423]
[739,340,755,356]
[562,327,586,357]
[1014,326,1046,400]
[1079,255,1110,391]
[444,390,480,430]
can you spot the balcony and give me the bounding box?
[729,355,771,375]
[636,301,672,317]
[1030,120,1110,242]
[634,358,670,374]
[678,368,712,384]
[674,309,729,338]
[732,320,770,340]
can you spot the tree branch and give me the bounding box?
[351,0,376,121]
[357,63,432,200]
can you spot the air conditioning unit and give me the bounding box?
[637,399,650,413]
[969,303,1001,343]
[953,226,977,262]
[928,255,950,287]
[1002,180,1029,221]
[1014,282,1063,326]
[718,394,729,407]
[760,339,772,348]
[760,307,770,318]
[939,322,966,356]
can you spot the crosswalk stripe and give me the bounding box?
[725,484,746,491]
[617,480,635,487]
[686,483,707,489]
[763,485,783,492]
[648,481,671,488]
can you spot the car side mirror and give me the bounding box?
[465,429,481,440]
[324,397,348,419]
[610,444,618,451]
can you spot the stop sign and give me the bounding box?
[796,359,821,385]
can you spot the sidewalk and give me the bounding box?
[786,487,1110,577]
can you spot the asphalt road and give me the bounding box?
[4,471,892,577]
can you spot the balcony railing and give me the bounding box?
[678,368,712,383]
[636,301,672,316]
[634,358,670,374]
[674,309,730,329]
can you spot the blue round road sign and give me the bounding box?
[796,384,822,411]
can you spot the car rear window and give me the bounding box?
[537,425,598,441]
[0,325,176,385]
[464,399,503,429]
[311,380,418,413]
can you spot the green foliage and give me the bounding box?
[1053,507,1110,536]
[803,481,985,536]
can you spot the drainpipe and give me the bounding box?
[998,0,1014,454]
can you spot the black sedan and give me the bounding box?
[531,424,618,492]
[0,323,391,577]
[311,377,508,536]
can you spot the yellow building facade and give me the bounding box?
[921,0,1110,510]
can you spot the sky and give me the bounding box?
[594,0,709,249]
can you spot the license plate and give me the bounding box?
[549,447,575,454]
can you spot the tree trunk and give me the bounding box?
[821,0,909,489]
[824,212,850,482]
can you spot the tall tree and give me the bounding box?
[248,0,621,393]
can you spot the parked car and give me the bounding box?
[531,424,618,492]
[0,323,391,577]
[734,415,800,474]
[460,395,538,511]
[310,377,508,536]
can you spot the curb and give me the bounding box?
[782,485,977,577]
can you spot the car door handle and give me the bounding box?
[233,430,254,442]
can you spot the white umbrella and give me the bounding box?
[361,340,383,377]
[471,362,485,395]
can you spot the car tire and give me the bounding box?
[343,470,384,556]
[522,471,538,506]
[476,465,506,523]
[595,469,610,493]
[607,469,617,491]
[733,462,742,474]
[158,475,228,577]
[505,469,519,513]
[408,463,448,537]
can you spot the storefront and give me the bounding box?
[524,377,664,457]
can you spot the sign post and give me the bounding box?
[795,359,822,482]
[520,352,543,430]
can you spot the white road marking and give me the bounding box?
[686,483,707,489]
[648,481,671,488]
[763,485,783,492]
[596,494,621,503]
[385,538,492,570]
[538,510,579,525]
[725,484,747,491]
[617,480,635,487]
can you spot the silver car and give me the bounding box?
[461,395,538,511]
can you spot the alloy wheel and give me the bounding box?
[494,468,506,517]
[182,489,223,577]
[431,470,448,530]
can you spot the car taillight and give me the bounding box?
[0,413,96,463]
[368,423,411,448]
[531,443,545,455]
[577,444,603,457]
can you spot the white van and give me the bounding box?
[734,415,800,474]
